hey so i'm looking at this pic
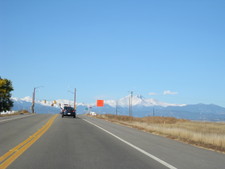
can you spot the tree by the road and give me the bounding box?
[0,77,14,113]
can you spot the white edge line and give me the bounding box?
[0,114,34,123]
[83,119,177,169]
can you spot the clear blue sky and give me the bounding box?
[1,0,225,106]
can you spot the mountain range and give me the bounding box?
[11,95,225,122]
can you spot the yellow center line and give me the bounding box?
[0,119,51,162]
[0,114,58,169]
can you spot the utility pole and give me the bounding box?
[68,88,76,110]
[74,88,76,110]
[129,91,133,116]
[115,100,118,115]
[31,86,43,114]
[31,88,36,113]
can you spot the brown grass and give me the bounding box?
[0,110,30,117]
[94,114,225,153]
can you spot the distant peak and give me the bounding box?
[12,96,33,102]
[136,95,145,99]
[21,96,32,101]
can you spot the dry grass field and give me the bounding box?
[94,114,225,153]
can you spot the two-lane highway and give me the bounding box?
[1,114,225,169]
[0,114,52,157]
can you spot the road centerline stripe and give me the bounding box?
[0,114,58,169]
[83,119,177,169]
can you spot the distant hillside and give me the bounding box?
[11,96,225,121]
[91,104,225,121]
[12,97,60,114]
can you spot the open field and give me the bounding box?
[93,114,225,153]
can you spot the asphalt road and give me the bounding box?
[1,114,225,169]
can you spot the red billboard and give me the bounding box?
[97,100,104,107]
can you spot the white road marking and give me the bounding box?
[83,119,177,169]
[0,114,34,123]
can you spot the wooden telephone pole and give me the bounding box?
[116,100,118,115]
[31,88,36,113]
[74,88,76,110]
[129,91,133,116]
[31,86,43,113]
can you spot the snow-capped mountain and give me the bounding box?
[10,96,225,121]
[12,95,184,109]
[11,97,87,114]
[12,96,33,102]
[105,95,185,107]
[12,97,61,114]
